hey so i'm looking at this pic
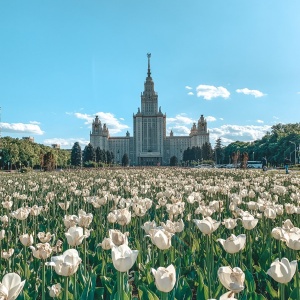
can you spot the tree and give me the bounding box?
[202,142,213,160]
[95,147,102,163]
[106,150,114,165]
[214,138,224,164]
[170,155,178,166]
[121,153,129,166]
[83,143,95,163]
[71,142,82,167]
[43,151,56,171]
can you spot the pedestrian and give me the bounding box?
[284,157,291,174]
[262,157,267,171]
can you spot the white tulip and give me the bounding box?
[147,228,173,250]
[111,244,138,272]
[46,249,82,276]
[217,234,246,254]
[218,266,245,293]
[151,264,176,293]
[282,232,300,250]
[193,217,220,235]
[65,226,86,247]
[222,218,238,230]
[267,257,297,284]
[0,273,25,300]
[109,229,129,247]
[19,233,34,247]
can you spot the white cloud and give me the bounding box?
[187,92,194,96]
[196,85,230,100]
[209,124,271,145]
[167,125,190,136]
[73,113,94,124]
[236,88,265,98]
[256,120,264,124]
[185,86,193,90]
[1,122,44,135]
[29,121,41,125]
[219,118,224,121]
[73,112,129,134]
[206,116,217,122]
[166,114,196,136]
[43,138,89,149]
[167,114,195,125]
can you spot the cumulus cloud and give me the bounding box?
[44,138,89,149]
[29,121,41,125]
[168,125,190,135]
[196,85,230,100]
[206,116,217,122]
[187,92,194,96]
[209,124,271,145]
[167,114,195,125]
[1,122,44,135]
[236,88,265,98]
[73,112,129,134]
[256,120,264,124]
[185,86,193,90]
[166,114,195,136]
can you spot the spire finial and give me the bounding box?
[147,53,151,77]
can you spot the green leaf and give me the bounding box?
[245,269,256,293]
[258,249,270,270]
[265,280,278,299]
[288,287,299,300]
[175,277,192,300]
[138,284,160,300]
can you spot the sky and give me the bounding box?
[0,0,299,149]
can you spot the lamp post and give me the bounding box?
[252,152,254,161]
[289,141,296,164]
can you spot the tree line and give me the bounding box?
[218,123,300,166]
[0,137,70,170]
[1,123,299,170]
[71,142,129,167]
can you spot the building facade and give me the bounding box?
[90,54,209,166]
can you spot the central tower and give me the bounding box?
[133,54,166,165]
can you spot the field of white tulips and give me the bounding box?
[0,167,299,300]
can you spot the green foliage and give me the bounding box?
[170,155,178,166]
[223,123,300,165]
[83,143,96,163]
[122,153,129,166]
[71,142,82,167]
[0,136,70,170]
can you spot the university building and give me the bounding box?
[90,54,209,166]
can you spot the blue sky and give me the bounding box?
[0,0,299,148]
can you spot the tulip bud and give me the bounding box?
[267,257,297,283]
[48,283,62,298]
[20,233,34,247]
[111,245,138,272]
[151,264,176,293]
[218,266,245,293]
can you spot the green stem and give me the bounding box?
[42,261,45,300]
[161,291,168,300]
[296,263,300,300]
[83,228,87,278]
[206,235,212,298]
[159,250,164,267]
[280,283,284,300]
[117,271,125,300]
[64,276,69,300]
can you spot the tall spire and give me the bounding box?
[147,53,151,77]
